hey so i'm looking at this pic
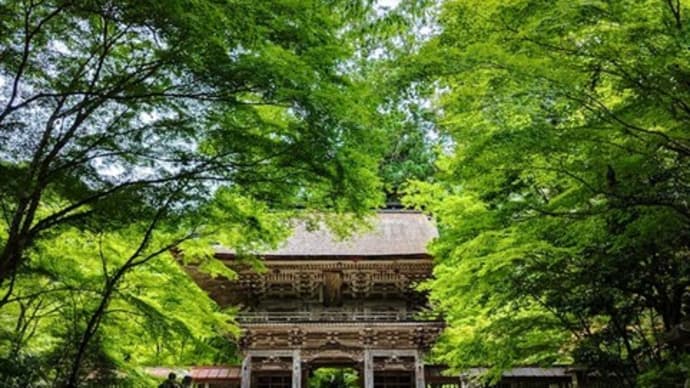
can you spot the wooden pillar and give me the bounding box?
[570,370,580,388]
[364,349,374,388]
[414,350,425,388]
[241,354,251,388]
[292,349,301,388]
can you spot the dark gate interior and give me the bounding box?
[254,372,292,388]
[374,371,414,388]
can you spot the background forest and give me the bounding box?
[0,0,689,387]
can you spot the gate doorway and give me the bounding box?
[240,350,427,388]
[253,372,292,388]
[308,367,360,388]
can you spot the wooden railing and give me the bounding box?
[236,311,441,323]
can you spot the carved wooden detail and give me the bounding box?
[359,327,378,347]
[294,271,322,298]
[301,348,364,363]
[373,355,415,371]
[238,322,443,353]
[347,270,371,298]
[411,326,443,351]
[251,356,293,371]
[323,271,344,306]
[383,330,403,347]
[187,259,434,309]
[193,255,439,387]
[287,328,305,347]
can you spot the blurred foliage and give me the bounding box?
[308,368,359,388]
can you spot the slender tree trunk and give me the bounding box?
[0,196,31,285]
[62,224,181,387]
[0,233,28,289]
[63,279,117,388]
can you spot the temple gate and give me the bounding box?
[188,210,444,388]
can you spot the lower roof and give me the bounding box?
[146,366,240,381]
[462,367,572,378]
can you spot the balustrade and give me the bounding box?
[236,310,439,323]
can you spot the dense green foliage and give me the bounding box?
[405,0,690,386]
[379,103,439,202]
[0,0,419,386]
[308,368,359,388]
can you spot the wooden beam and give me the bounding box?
[245,350,294,357]
[370,349,418,357]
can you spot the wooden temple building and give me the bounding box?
[183,210,581,388]
[188,210,444,388]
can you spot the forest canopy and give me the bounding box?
[1,0,690,387]
[404,0,690,386]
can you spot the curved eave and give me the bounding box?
[240,320,445,328]
[214,252,433,261]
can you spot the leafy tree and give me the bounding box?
[379,102,439,203]
[405,0,690,386]
[0,0,385,292]
[0,0,397,386]
[341,0,441,202]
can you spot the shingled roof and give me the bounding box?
[146,366,240,381]
[215,210,437,258]
[462,367,572,379]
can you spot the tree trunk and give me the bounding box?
[63,280,116,388]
